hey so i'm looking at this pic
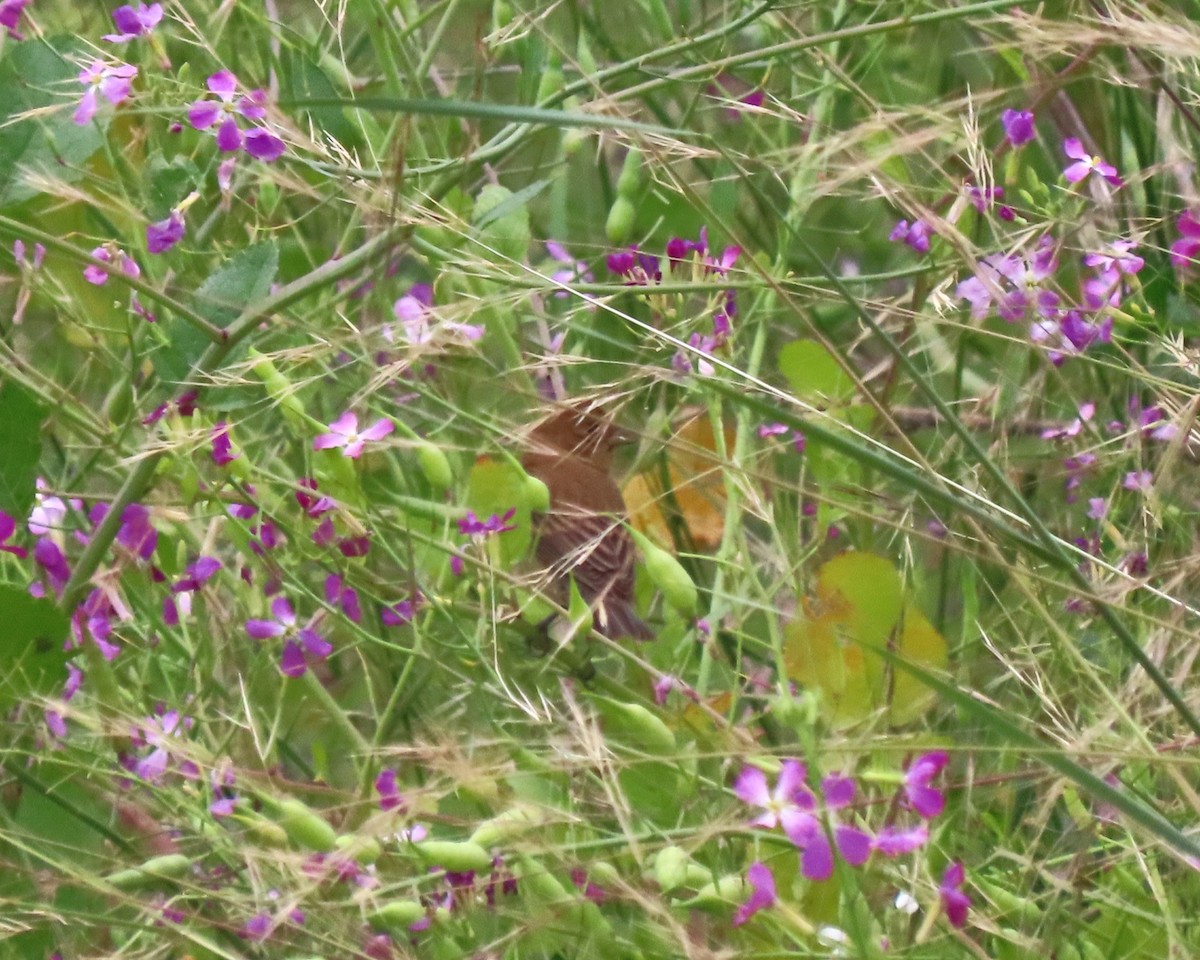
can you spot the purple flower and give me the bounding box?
[734,762,871,881]
[324,573,362,623]
[903,751,948,818]
[458,508,517,537]
[0,511,28,558]
[939,862,970,927]
[83,244,139,286]
[212,421,238,465]
[732,861,776,926]
[1000,108,1035,147]
[1062,138,1122,187]
[390,291,482,344]
[376,768,404,811]
[75,59,137,125]
[0,0,31,39]
[1124,470,1152,493]
[147,210,185,254]
[187,70,286,162]
[103,2,162,41]
[381,595,420,626]
[246,597,332,678]
[889,219,931,254]
[114,503,157,559]
[1170,211,1200,274]
[872,823,928,856]
[172,556,221,593]
[956,236,1059,322]
[606,246,661,283]
[313,411,394,459]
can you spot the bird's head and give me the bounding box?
[527,404,634,466]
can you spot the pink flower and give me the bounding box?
[1170,211,1200,273]
[1062,138,1122,187]
[903,751,949,819]
[313,411,394,459]
[75,59,137,125]
[187,70,285,161]
[734,762,872,881]
[732,861,776,926]
[939,862,970,927]
[0,0,31,39]
[246,597,332,678]
[872,823,928,856]
[83,244,139,285]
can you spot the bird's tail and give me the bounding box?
[601,601,655,642]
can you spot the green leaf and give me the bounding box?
[0,39,107,208]
[154,242,279,385]
[0,380,44,517]
[145,154,200,220]
[778,339,856,403]
[0,586,71,711]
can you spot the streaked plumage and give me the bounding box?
[523,406,653,641]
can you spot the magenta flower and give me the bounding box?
[212,421,238,465]
[376,768,404,811]
[734,762,871,881]
[1170,211,1200,274]
[872,822,929,856]
[1062,138,1122,187]
[1000,108,1034,147]
[75,59,137,125]
[147,210,185,254]
[245,597,332,678]
[103,2,162,41]
[732,861,777,926]
[0,0,31,39]
[903,751,949,818]
[324,572,362,623]
[0,511,28,558]
[83,244,139,286]
[187,70,286,161]
[458,509,517,537]
[939,862,970,927]
[381,595,420,626]
[313,411,393,458]
[171,556,221,593]
[889,219,931,254]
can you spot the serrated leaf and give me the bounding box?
[154,242,279,385]
[0,39,107,207]
[0,585,71,710]
[0,381,44,517]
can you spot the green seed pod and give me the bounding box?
[516,855,572,906]
[522,470,550,513]
[973,876,1041,924]
[587,860,620,888]
[684,873,748,910]
[416,440,454,494]
[616,148,644,198]
[277,798,337,853]
[367,899,426,933]
[536,55,564,104]
[593,697,676,755]
[413,840,494,873]
[247,348,306,426]
[239,812,290,848]
[654,845,690,893]
[469,803,546,848]
[106,853,192,891]
[605,195,637,246]
[335,834,382,865]
[628,529,698,616]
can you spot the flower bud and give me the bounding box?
[275,797,337,852]
[248,348,306,426]
[335,834,382,865]
[593,697,676,755]
[605,196,637,246]
[415,440,454,494]
[412,840,493,873]
[367,899,426,933]
[106,853,192,891]
[469,803,546,848]
[628,528,698,616]
[653,845,690,892]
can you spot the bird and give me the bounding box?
[522,404,654,641]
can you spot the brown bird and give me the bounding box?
[522,405,654,641]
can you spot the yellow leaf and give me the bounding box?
[783,552,946,725]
